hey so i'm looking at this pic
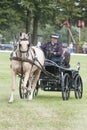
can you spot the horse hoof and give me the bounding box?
[8,101,13,104]
[8,99,14,104]
[28,97,32,101]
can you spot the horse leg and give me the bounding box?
[8,70,16,103]
[23,71,30,93]
[27,74,32,92]
[28,69,41,101]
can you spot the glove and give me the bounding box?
[50,51,56,55]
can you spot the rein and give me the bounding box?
[10,57,41,70]
[10,57,58,79]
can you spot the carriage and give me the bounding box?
[19,58,83,100]
[9,32,83,103]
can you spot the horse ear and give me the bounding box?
[27,32,31,44]
[20,32,22,36]
[27,32,31,37]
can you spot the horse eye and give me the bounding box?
[19,43,21,47]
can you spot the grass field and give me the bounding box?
[0,52,87,130]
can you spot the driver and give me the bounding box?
[40,34,63,65]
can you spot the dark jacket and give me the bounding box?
[41,41,63,59]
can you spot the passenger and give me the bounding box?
[40,34,63,65]
[62,47,70,68]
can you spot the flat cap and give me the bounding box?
[51,34,59,39]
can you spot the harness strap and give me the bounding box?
[10,57,41,69]
[10,57,59,79]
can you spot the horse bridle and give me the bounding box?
[19,38,30,54]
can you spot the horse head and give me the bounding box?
[18,32,31,58]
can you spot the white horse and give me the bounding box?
[9,32,45,103]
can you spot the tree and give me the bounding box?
[53,0,87,44]
[0,0,25,42]
[0,0,87,44]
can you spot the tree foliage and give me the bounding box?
[0,0,87,44]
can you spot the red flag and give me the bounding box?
[78,20,85,28]
[61,21,70,28]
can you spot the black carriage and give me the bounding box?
[19,59,83,100]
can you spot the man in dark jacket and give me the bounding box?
[41,34,63,65]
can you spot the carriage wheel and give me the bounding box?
[62,73,70,100]
[19,77,29,99]
[74,75,83,99]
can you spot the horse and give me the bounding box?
[8,32,45,103]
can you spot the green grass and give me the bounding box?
[0,52,87,130]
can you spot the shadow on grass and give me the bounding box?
[34,91,83,102]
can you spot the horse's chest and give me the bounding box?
[12,61,30,73]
